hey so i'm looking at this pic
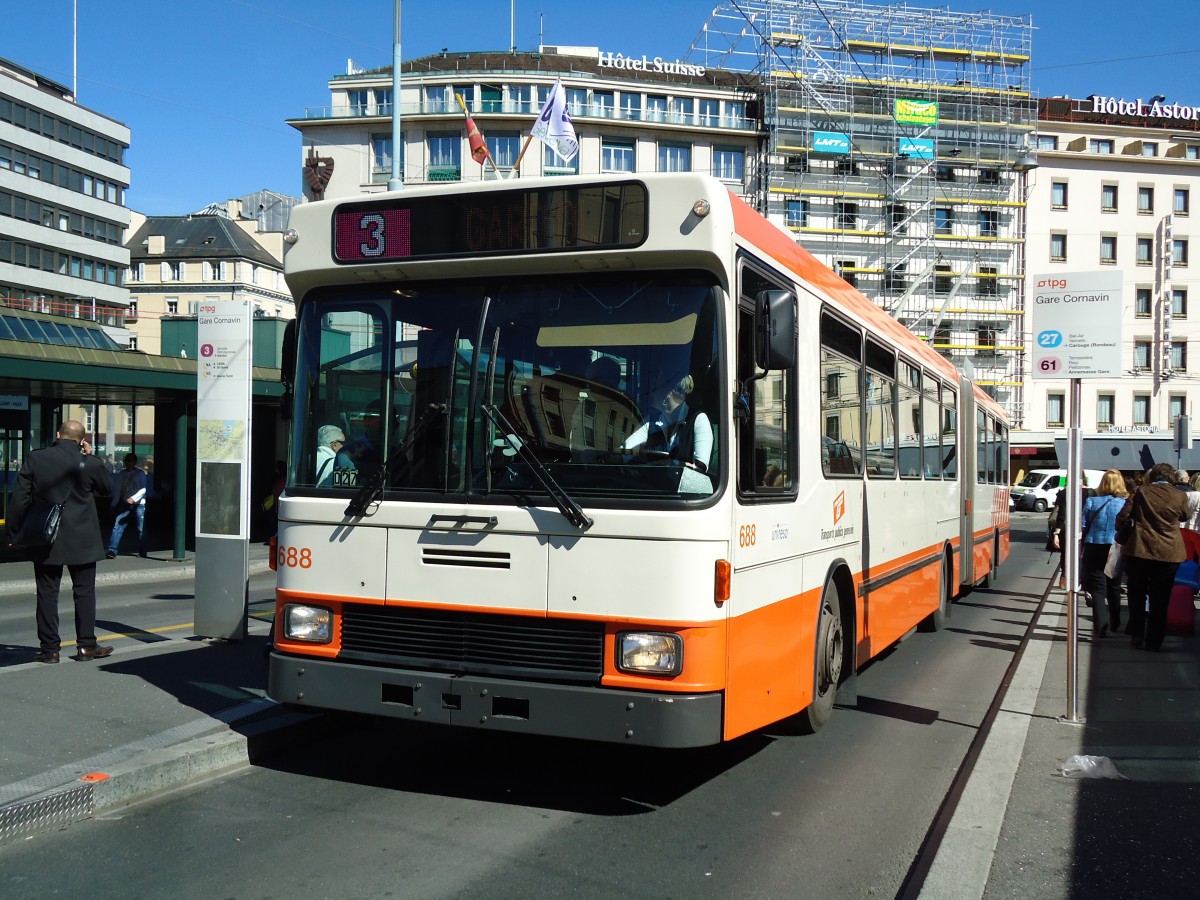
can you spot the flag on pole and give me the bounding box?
[530,79,578,163]
[465,115,490,164]
[455,93,491,165]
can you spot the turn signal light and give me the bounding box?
[715,559,731,604]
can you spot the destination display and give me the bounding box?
[333,182,648,263]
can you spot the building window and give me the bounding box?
[127,335,137,351]
[1134,395,1151,425]
[1143,141,1159,157]
[166,298,178,315]
[712,147,745,182]
[370,133,393,177]
[601,139,634,173]
[1101,235,1117,264]
[1138,186,1154,214]
[1091,139,1114,154]
[486,132,520,170]
[935,207,953,235]
[1050,232,1067,261]
[348,90,368,116]
[205,261,227,281]
[698,98,719,126]
[1135,340,1151,370]
[836,260,857,287]
[979,209,999,238]
[1170,395,1186,423]
[1188,145,1200,160]
[1171,341,1187,372]
[837,201,858,230]
[647,95,667,122]
[543,142,578,175]
[1173,288,1188,318]
[1101,183,1118,211]
[978,266,998,297]
[1097,393,1114,426]
[1036,134,1058,150]
[978,168,1000,185]
[591,91,615,118]
[619,92,642,120]
[1175,239,1190,266]
[1176,188,1191,216]
[657,141,691,172]
[127,298,137,319]
[977,325,997,349]
[427,132,461,181]
[785,198,808,228]
[936,165,956,182]
[1047,393,1065,426]
[889,202,907,234]
[1051,181,1068,208]
[1137,237,1154,265]
[1136,287,1153,317]
[934,264,954,295]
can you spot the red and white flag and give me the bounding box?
[530,79,578,162]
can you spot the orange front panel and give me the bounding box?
[723,590,815,741]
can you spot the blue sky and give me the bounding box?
[2,1,1198,215]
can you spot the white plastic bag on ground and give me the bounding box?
[1059,754,1129,780]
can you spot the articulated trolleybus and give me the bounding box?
[269,173,1010,747]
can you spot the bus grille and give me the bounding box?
[339,604,606,683]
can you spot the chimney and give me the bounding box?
[148,235,165,255]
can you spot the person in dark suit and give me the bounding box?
[1116,461,1191,650]
[8,420,114,663]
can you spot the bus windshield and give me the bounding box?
[290,272,722,506]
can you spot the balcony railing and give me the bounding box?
[299,101,756,131]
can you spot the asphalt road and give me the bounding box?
[0,515,1054,899]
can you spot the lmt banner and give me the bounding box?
[195,299,252,639]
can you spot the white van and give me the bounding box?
[1010,468,1107,512]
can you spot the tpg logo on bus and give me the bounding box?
[832,490,845,525]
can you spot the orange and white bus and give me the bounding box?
[268,173,1010,746]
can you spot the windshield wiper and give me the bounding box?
[482,403,593,530]
[344,402,447,517]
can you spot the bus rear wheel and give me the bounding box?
[798,579,844,734]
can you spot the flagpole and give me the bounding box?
[512,133,536,174]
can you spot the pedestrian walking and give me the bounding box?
[1116,461,1191,651]
[107,452,148,558]
[6,420,114,663]
[1081,469,1128,638]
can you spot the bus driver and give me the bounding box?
[622,374,713,473]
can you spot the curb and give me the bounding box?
[0,704,331,845]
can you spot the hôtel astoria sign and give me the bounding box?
[1091,95,1200,121]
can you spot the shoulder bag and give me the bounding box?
[9,459,83,549]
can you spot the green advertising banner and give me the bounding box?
[895,98,938,126]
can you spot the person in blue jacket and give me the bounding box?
[1081,468,1129,638]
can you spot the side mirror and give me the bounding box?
[756,290,796,371]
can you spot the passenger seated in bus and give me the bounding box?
[622,374,713,473]
[314,425,346,487]
[336,401,386,476]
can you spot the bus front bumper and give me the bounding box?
[269,652,724,748]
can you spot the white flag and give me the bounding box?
[530,78,579,163]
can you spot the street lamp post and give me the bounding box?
[387,1,403,191]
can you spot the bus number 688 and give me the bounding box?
[277,546,313,569]
[738,524,757,547]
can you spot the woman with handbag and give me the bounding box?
[1081,469,1129,638]
[1115,462,1191,651]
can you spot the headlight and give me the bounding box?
[282,604,333,643]
[617,632,682,676]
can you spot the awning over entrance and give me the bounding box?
[1054,436,1198,472]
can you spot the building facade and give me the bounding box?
[287,46,760,201]
[125,203,295,356]
[0,56,132,345]
[1019,94,1200,463]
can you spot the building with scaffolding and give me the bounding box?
[688,0,1036,423]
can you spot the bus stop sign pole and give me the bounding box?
[1062,378,1083,725]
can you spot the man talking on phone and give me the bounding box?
[8,420,114,663]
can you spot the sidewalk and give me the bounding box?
[0,542,326,844]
